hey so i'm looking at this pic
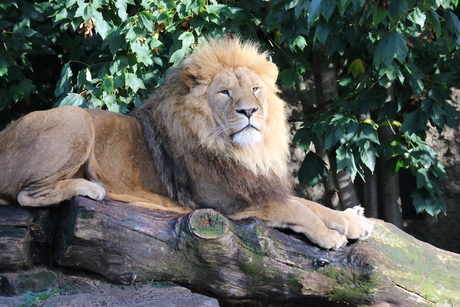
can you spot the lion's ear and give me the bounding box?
[263,62,279,85]
[182,65,201,89]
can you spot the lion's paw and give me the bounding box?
[345,214,374,240]
[344,205,365,217]
[317,230,348,250]
[80,181,106,201]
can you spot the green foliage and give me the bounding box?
[18,289,62,307]
[0,0,251,115]
[286,0,460,216]
[1,0,459,216]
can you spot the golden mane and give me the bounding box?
[133,37,291,209]
[162,38,290,178]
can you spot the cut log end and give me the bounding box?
[186,209,229,239]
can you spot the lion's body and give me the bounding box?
[0,38,373,249]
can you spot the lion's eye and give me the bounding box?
[252,87,259,92]
[220,90,230,96]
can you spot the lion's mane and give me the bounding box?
[132,38,292,213]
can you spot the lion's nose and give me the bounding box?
[236,108,258,118]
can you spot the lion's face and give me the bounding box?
[207,67,268,147]
[174,39,289,176]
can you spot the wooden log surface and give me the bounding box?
[1,196,460,306]
[0,206,34,270]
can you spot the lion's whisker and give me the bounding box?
[198,125,227,145]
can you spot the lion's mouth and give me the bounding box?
[231,124,259,137]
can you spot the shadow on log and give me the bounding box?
[1,196,460,306]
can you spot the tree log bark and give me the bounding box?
[1,197,459,306]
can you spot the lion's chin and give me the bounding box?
[232,127,262,147]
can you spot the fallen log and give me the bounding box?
[1,196,459,306]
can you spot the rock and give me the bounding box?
[0,269,57,296]
[0,283,219,307]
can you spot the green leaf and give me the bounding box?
[114,0,130,21]
[415,168,439,191]
[314,19,330,45]
[10,79,35,102]
[410,146,435,168]
[294,128,313,152]
[388,0,407,22]
[131,40,153,66]
[401,109,427,133]
[53,8,68,24]
[0,64,7,77]
[92,10,111,39]
[101,75,115,93]
[104,27,123,54]
[407,7,426,29]
[426,10,442,37]
[294,0,309,18]
[378,100,401,121]
[336,145,358,181]
[179,31,195,48]
[387,156,406,173]
[57,93,86,107]
[357,122,380,144]
[324,125,343,149]
[298,151,328,186]
[279,68,299,88]
[380,63,404,83]
[139,11,155,32]
[307,0,322,26]
[372,7,386,25]
[109,56,129,75]
[411,188,446,216]
[359,141,378,173]
[169,48,186,64]
[320,0,336,22]
[125,72,145,92]
[348,58,365,77]
[205,4,224,15]
[445,11,460,37]
[308,0,336,26]
[292,35,307,51]
[55,64,73,98]
[373,31,408,69]
[74,2,89,20]
[337,0,351,16]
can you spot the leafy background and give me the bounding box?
[1,0,460,226]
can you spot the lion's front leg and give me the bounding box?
[291,196,374,241]
[229,199,348,250]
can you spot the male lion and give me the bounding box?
[0,38,373,249]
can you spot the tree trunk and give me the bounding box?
[363,171,379,218]
[1,197,459,306]
[378,83,404,227]
[378,124,403,228]
[311,51,361,210]
[295,74,341,210]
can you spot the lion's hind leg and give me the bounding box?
[18,179,105,207]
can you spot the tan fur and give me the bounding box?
[0,38,373,249]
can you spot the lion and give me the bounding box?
[0,38,373,249]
